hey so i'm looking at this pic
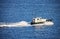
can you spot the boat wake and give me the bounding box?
[0,21,31,27]
[0,21,54,27]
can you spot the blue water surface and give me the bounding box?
[0,0,60,39]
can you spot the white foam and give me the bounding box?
[44,22,54,25]
[0,21,54,27]
[0,21,31,27]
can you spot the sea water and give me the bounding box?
[0,0,60,39]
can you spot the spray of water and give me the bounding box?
[0,21,54,27]
[0,21,31,27]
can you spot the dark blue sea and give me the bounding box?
[0,0,60,39]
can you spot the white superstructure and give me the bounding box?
[32,17,46,23]
[31,17,54,25]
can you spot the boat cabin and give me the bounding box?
[32,17,46,23]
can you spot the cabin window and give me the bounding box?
[33,19,35,20]
[37,19,39,20]
[33,19,35,21]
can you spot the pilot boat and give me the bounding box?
[31,17,53,25]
